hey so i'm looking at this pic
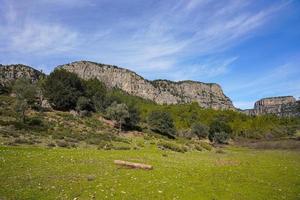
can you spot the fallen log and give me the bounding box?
[114,160,153,170]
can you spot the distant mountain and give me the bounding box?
[243,96,300,117]
[59,61,235,110]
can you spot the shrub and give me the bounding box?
[148,111,176,138]
[13,78,38,122]
[76,96,94,112]
[209,120,232,143]
[14,138,35,145]
[98,141,113,150]
[112,145,131,150]
[194,144,203,151]
[124,103,140,129]
[191,123,209,139]
[86,137,102,145]
[83,78,107,112]
[47,142,56,147]
[106,102,129,131]
[27,117,43,126]
[199,141,212,151]
[56,140,69,148]
[44,69,85,111]
[214,131,230,144]
[215,149,226,154]
[158,141,188,153]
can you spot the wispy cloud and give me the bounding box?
[226,61,300,108]
[0,0,288,76]
[0,0,296,85]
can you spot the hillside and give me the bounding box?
[59,61,235,110]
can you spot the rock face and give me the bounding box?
[60,61,235,110]
[243,96,300,117]
[0,64,44,92]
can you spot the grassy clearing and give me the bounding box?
[0,146,299,200]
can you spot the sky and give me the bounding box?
[0,0,300,109]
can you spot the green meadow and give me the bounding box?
[0,146,299,200]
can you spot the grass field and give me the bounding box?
[0,146,299,200]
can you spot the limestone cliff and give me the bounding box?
[243,96,300,117]
[59,61,235,110]
[0,64,44,93]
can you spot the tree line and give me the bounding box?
[9,68,300,144]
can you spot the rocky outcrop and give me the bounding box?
[243,96,300,117]
[0,64,45,92]
[59,61,235,110]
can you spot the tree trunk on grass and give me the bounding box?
[114,160,153,170]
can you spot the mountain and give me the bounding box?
[243,96,300,117]
[2,61,299,116]
[0,64,45,93]
[59,61,235,110]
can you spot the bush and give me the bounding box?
[83,78,107,112]
[44,69,85,111]
[148,111,176,138]
[214,131,230,144]
[14,138,35,145]
[215,149,226,154]
[191,123,209,139]
[209,120,232,143]
[98,141,113,150]
[194,144,203,151]
[106,102,129,131]
[112,145,131,150]
[56,140,69,148]
[158,141,188,153]
[124,103,140,129]
[27,117,43,126]
[76,96,94,112]
[199,141,212,151]
[13,78,38,122]
[47,142,56,147]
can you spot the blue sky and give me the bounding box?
[0,0,299,109]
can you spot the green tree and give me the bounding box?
[76,96,94,112]
[209,120,232,143]
[83,78,107,112]
[106,102,129,132]
[43,69,85,110]
[213,131,230,144]
[124,103,140,129]
[12,79,37,122]
[148,111,176,138]
[191,123,209,139]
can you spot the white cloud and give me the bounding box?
[9,22,79,54]
[0,0,291,79]
[0,1,80,55]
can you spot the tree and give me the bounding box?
[106,102,129,132]
[148,111,176,138]
[124,103,140,129]
[191,123,209,139]
[76,96,94,112]
[209,120,232,143]
[83,78,107,112]
[43,69,85,110]
[12,79,37,122]
[213,131,230,144]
